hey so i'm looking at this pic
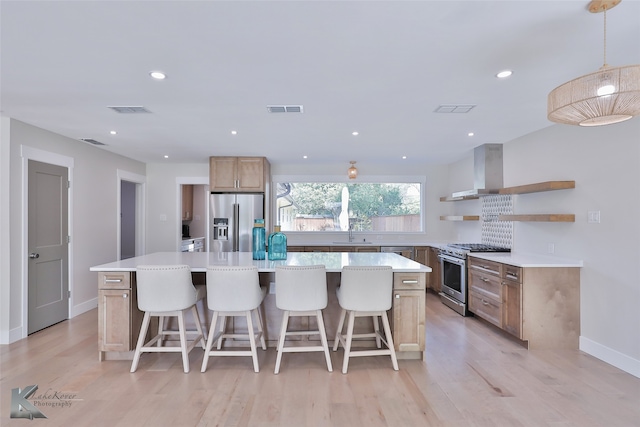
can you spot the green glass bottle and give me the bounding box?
[267,225,287,260]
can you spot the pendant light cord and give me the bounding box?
[603,7,608,67]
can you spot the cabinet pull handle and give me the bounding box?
[402,280,418,284]
[104,279,122,283]
[506,274,518,280]
[482,299,489,306]
[481,278,489,282]
[395,294,400,299]
[123,293,128,298]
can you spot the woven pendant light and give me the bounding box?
[547,0,640,126]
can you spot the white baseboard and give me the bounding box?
[580,336,640,379]
[71,297,97,318]
[6,326,24,344]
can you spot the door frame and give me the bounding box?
[176,177,209,251]
[20,145,74,339]
[117,170,146,260]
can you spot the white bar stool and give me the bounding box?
[274,265,333,374]
[131,265,206,374]
[333,265,399,374]
[201,266,267,373]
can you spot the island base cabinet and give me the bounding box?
[391,272,426,359]
[98,272,145,361]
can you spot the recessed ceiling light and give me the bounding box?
[402,156,407,159]
[352,131,359,136]
[496,70,513,79]
[468,132,474,136]
[110,130,117,135]
[164,155,169,159]
[149,71,166,80]
[231,130,237,135]
[303,155,308,159]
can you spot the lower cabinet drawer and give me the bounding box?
[469,291,502,328]
[469,270,502,300]
[393,272,426,290]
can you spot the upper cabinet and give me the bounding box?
[209,157,271,192]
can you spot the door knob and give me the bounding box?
[29,253,40,259]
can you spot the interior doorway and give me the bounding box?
[120,180,136,259]
[117,170,145,260]
[27,159,69,334]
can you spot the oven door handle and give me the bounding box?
[438,254,466,266]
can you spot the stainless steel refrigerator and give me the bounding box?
[210,193,264,252]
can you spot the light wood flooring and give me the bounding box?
[1,293,639,426]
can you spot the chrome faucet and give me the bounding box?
[348,223,354,242]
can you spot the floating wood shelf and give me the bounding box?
[440,215,480,221]
[498,214,575,222]
[439,195,479,202]
[498,181,575,195]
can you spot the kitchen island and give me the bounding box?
[91,251,431,361]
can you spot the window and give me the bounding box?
[274,180,422,233]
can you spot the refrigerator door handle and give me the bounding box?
[233,203,240,252]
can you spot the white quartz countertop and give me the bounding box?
[468,252,583,268]
[90,251,432,273]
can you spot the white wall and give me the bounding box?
[2,119,145,342]
[447,119,640,377]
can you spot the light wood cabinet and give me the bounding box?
[209,156,270,192]
[392,272,426,354]
[97,272,144,360]
[181,184,193,221]
[415,246,441,293]
[468,256,579,349]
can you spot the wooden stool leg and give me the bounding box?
[131,312,151,373]
[190,305,206,349]
[216,316,227,350]
[274,310,290,374]
[333,308,347,351]
[177,310,190,373]
[316,310,333,372]
[201,311,220,373]
[246,311,259,373]
[255,308,267,350]
[373,315,381,348]
[381,312,399,371]
[342,311,356,374]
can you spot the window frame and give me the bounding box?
[271,174,427,235]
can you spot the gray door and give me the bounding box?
[28,160,69,334]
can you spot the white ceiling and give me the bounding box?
[2,1,639,167]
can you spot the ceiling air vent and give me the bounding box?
[80,138,106,146]
[267,105,304,113]
[107,106,152,114]
[434,105,476,113]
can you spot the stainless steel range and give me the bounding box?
[438,243,511,316]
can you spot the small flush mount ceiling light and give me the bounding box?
[231,130,237,135]
[496,70,513,79]
[149,71,166,80]
[164,155,169,159]
[110,130,117,135]
[548,0,640,126]
[352,131,359,136]
[468,132,474,136]
[303,155,308,159]
[347,161,358,179]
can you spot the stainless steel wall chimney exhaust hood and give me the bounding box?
[451,144,503,198]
